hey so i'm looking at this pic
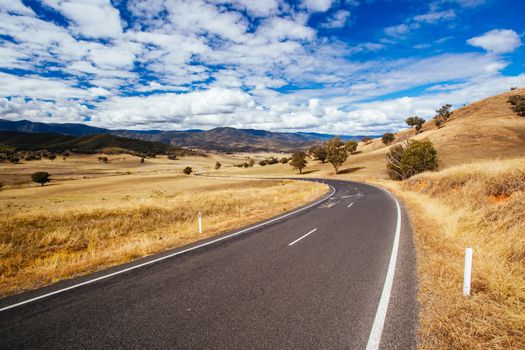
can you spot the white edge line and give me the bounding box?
[365,192,402,350]
[0,183,336,313]
[347,202,354,208]
[288,228,318,246]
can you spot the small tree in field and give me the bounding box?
[434,104,453,127]
[31,172,50,186]
[345,140,358,153]
[309,145,327,162]
[361,136,372,144]
[215,161,221,170]
[280,157,289,164]
[405,116,426,133]
[289,151,308,174]
[182,166,193,175]
[382,133,395,145]
[325,137,348,174]
[140,158,145,163]
[508,95,525,116]
[48,154,56,161]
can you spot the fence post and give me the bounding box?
[463,248,473,296]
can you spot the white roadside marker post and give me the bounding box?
[463,248,473,296]
[198,212,203,238]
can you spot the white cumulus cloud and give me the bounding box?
[467,29,522,54]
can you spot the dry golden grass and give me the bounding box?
[381,157,525,349]
[0,173,327,297]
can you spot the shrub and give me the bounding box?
[167,153,177,160]
[248,159,255,167]
[280,157,289,164]
[345,140,358,153]
[309,145,327,162]
[386,140,438,180]
[405,116,426,133]
[182,166,193,175]
[98,156,108,163]
[325,137,348,174]
[508,95,525,116]
[9,156,20,164]
[140,158,145,164]
[289,151,308,174]
[31,172,50,186]
[215,161,221,170]
[267,157,279,165]
[386,144,405,181]
[48,154,56,161]
[258,160,267,166]
[381,133,395,145]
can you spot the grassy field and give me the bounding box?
[0,155,327,297]
[379,158,525,349]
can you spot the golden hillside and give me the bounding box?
[347,87,525,178]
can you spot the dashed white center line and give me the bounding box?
[288,228,318,246]
[348,202,354,208]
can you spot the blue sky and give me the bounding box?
[0,0,524,134]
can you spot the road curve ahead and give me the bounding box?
[0,179,418,349]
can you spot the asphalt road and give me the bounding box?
[0,179,418,349]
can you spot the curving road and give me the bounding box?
[0,179,418,349]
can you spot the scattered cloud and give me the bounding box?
[320,10,351,29]
[467,29,522,54]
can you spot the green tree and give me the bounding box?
[382,133,395,145]
[433,104,453,127]
[248,159,255,167]
[215,161,221,170]
[325,137,348,174]
[31,172,50,186]
[405,116,426,133]
[289,151,308,174]
[280,157,289,164]
[361,136,373,144]
[345,140,358,153]
[309,145,327,162]
[182,166,193,175]
[140,158,145,164]
[48,153,56,161]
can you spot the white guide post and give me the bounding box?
[463,248,473,296]
[198,212,202,237]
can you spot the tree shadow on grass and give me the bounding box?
[337,166,366,174]
[301,169,319,175]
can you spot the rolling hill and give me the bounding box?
[328,87,525,178]
[0,119,365,152]
[0,131,192,156]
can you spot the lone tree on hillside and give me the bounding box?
[31,172,50,186]
[386,139,438,180]
[289,151,308,174]
[405,116,426,133]
[345,140,358,153]
[182,166,193,175]
[309,145,327,162]
[361,136,373,144]
[508,95,525,116]
[434,104,453,127]
[325,137,348,174]
[382,132,395,145]
[215,161,222,170]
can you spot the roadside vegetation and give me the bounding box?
[0,177,327,296]
[383,157,525,349]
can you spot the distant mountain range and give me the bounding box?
[0,119,371,152]
[0,131,194,157]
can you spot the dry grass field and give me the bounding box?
[381,158,525,349]
[0,155,327,297]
